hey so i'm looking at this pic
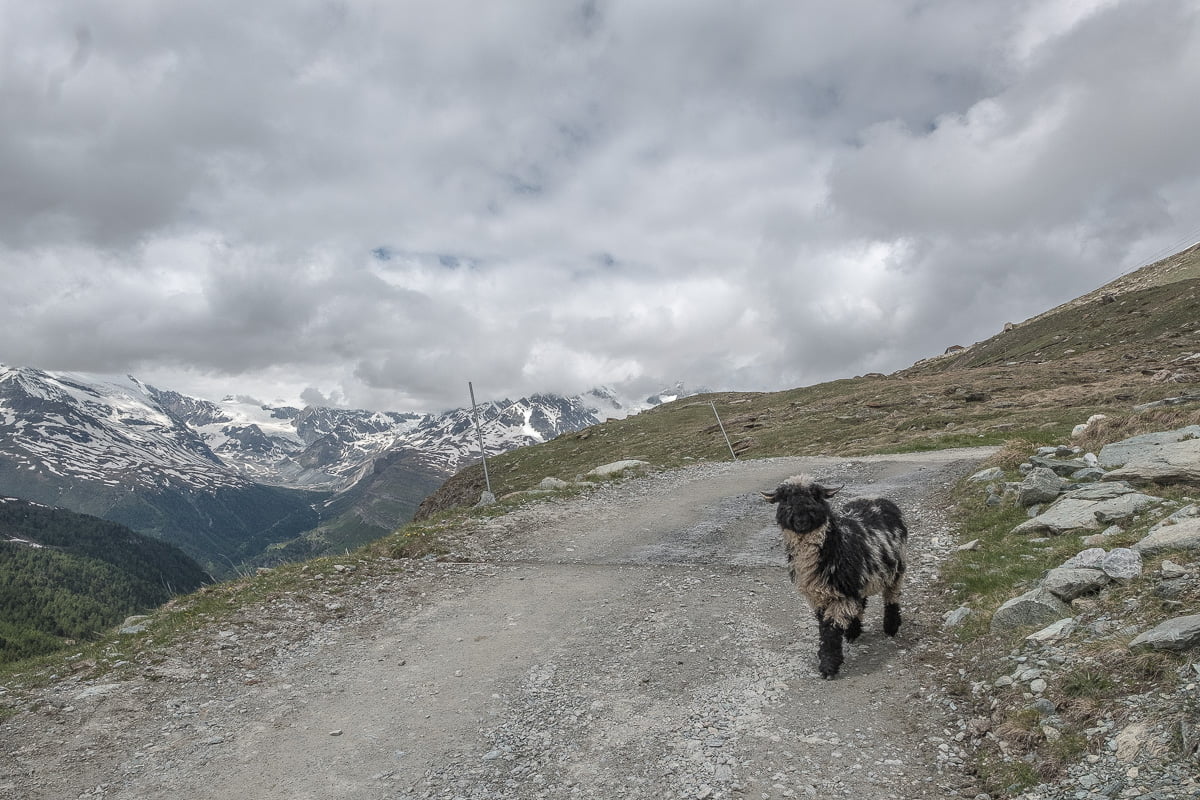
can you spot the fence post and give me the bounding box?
[711,400,737,461]
[469,381,493,495]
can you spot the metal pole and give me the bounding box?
[711,400,737,461]
[469,381,492,494]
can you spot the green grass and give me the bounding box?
[940,490,1084,635]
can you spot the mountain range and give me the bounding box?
[0,367,689,575]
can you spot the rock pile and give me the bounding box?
[953,426,1200,799]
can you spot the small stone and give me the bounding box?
[329,730,343,737]
[993,676,1014,688]
[1025,617,1076,646]
[943,607,972,628]
[1161,560,1189,580]
[1030,678,1047,693]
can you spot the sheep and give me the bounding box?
[762,474,908,679]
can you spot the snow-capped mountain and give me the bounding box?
[145,383,647,492]
[0,364,692,573]
[0,367,242,492]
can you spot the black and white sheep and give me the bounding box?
[762,474,908,679]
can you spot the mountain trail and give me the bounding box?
[1,449,997,800]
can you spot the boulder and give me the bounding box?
[1097,425,1200,469]
[1129,614,1200,651]
[1011,484,1163,536]
[1041,568,1110,601]
[1062,547,1107,570]
[968,466,1005,483]
[1133,517,1200,556]
[1100,547,1142,579]
[586,459,650,478]
[1018,467,1064,506]
[537,477,571,490]
[1071,414,1107,438]
[990,588,1073,633]
[1103,438,1200,485]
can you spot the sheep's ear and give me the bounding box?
[761,490,778,503]
[822,485,842,499]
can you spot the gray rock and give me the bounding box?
[943,606,973,628]
[1097,425,1200,468]
[1030,455,1090,476]
[1031,698,1057,715]
[586,459,650,478]
[1158,577,1190,599]
[1012,485,1164,536]
[537,477,571,490]
[1129,614,1200,651]
[1070,467,1106,482]
[1148,503,1199,531]
[1103,438,1200,485]
[1063,480,1143,501]
[1029,678,1047,693]
[1134,394,1200,411]
[1100,548,1142,579]
[1025,617,1076,645]
[1062,547,1107,570]
[990,588,1073,632]
[968,467,1005,483]
[1042,568,1110,601]
[475,491,496,507]
[1018,467,1064,506]
[1133,517,1200,556]
[1161,560,1189,580]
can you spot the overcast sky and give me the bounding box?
[3,0,1199,412]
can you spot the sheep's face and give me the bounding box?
[761,475,839,535]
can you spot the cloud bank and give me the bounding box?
[2,0,1198,410]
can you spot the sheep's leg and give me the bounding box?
[845,598,867,642]
[883,584,902,637]
[818,617,845,679]
[815,610,845,679]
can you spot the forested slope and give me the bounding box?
[0,499,210,663]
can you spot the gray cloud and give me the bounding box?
[2,0,1199,411]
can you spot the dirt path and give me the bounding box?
[1,450,995,800]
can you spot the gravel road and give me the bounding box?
[1,449,996,800]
